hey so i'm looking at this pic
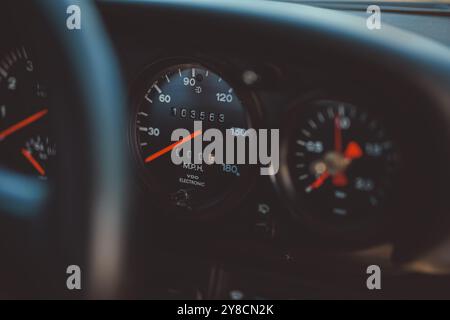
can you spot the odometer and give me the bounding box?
[130,62,256,216]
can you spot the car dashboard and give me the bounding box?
[1,0,450,299]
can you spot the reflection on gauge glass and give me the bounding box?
[0,46,54,179]
[131,62,255,215]
[286,100,399,226]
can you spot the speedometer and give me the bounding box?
[130,61,258,217]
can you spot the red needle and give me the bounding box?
[306,171,330,192]
[0,109,48,141]
[332,173,348,187]
[331,115,346,186]
[332,141,363,187]
[145,130,202,163]
[21,148,46,176]
[308,136,364,191]
[344,141,363,160]
[334,115,342,153]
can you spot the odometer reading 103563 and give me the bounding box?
[131,63,253,216]
[288,100,399,226]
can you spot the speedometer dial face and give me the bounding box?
[287,100,398,227]
[0,46,54,179]
[131,62,254,215]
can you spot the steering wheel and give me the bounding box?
[0,0,129,298]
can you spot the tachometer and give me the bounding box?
[130,61,257,216]
[0,46,54,179]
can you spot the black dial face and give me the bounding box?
[132,63,253,214]
[0,46,54,179]
[288,100,399,226]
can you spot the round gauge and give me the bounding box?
[131,62,257,216]
[281,100,399,235]
[0,46,53,178]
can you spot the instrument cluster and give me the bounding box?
[126,55,417,248]
[0,43,432,249]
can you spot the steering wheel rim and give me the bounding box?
[0,0,129,298]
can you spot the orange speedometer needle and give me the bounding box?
[0,109,48,141]
[21,148,46,176]
[145,130,202,163]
